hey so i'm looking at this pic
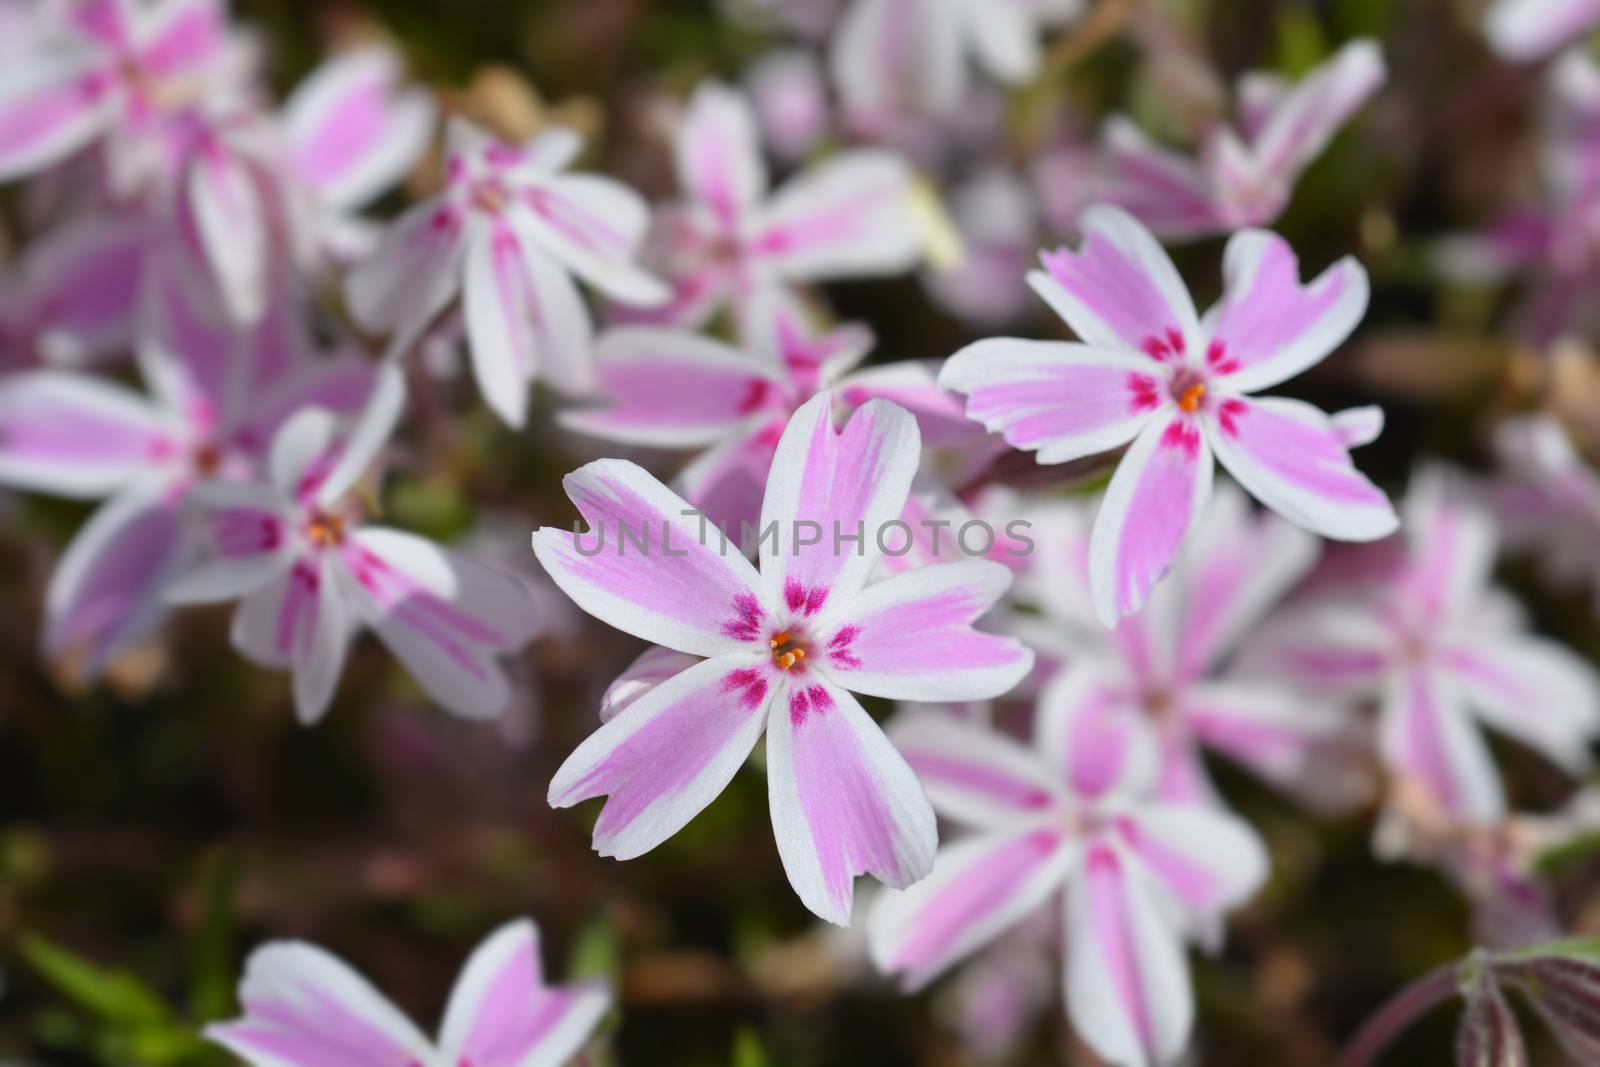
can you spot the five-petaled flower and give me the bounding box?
[869,707,1267,1067]
[1013,483,1362,809]
[206,917,610,1067]
[532,391,1033,924]
[0,262,372,683]
[165,364,542,723]
[940,204,1398,626]
[1097,39,1386,242]
[1242,469,1600,828]
[346,117,669,427]
[620,80,922,333]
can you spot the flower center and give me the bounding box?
[471,180,509,215]
[770,630,809,671]
[1176,382,1206,413]
[192,441,223,476]
[305,511,347,548]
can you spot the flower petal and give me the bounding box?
[561,327,783,447]
[464,223,594,427]
[1378,667,1505,823]
[600,645,703,722]
[869,828,1072,991]
[1208,395,1397,542]
[204,941,432,1067]
[1180,679,1347,788]
[44,485,187,682]
[518,176,669,307]
[1172,482,1319,676]
[285,45,436,210]
[676,80,766,229]
[231,554,354,725]
[839,358,986,448]
[1204,229,1369,394]
[1096,117,1223,242]
[0,371,171,497]
[938,339,1160,463]
[673,422,776,533]
[758,392,921,622]
[767,678,937,924]
[823,561,1033,701]
[1250,39,1385,178]
[1443,636,1600,775]
[549,652,772,858]
[437,919,610,1067]
[752,151,921,281]
[887,712,1063,829]
[184,142,270,324]
[1032,204,1200,352]
[1121,804,1269,944]
[166,481,293,604]
[1035,662,1158,802]
[345,195,467,338]
[1065,843,1195,1067]
[532,459,768,657]
[314,362,405,509]
[1089,413,1214,626]
[341,527,540,720]
[0,47,104,181]
[20,217,149,363]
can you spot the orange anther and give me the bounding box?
[1177,383,1206,413]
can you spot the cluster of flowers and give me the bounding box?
[4,1,1600,1065]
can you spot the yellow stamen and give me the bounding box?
[307,513,346,547]
[776,651,798,670]
[1178,383,1206,413]
[770,631,790,649]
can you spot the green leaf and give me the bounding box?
[731,1027,770,1067]
[21,933,171,1026]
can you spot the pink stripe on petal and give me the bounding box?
[1088,413,1213,625]
[549,653,771,859]
[768,681,936,924]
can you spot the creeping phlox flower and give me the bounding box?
[622,80,922,332]
[347,117,669,427]
[869,709,1268,1067]
[1493,415,1600,612]
[1243,470,1600,827]
[1096,40,1385,243]
[165,365,541,723]
[207,918,610,1067]
[1436,52,1600,345]
[0,0,241,184]
[1483,0,1600,60]
[1013,484,1358,809]
[0,263,372,683]
[565,292,979,529]
[0,216,150,370]
[940,204,1398,626]
[828,0,1082,124]
[532,391,1033,923]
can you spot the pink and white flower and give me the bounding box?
[166,364,541,723]
[206,917,610,1067]
[0,0,241,183]
[622,80,921,332]
[1435,51,1600,345]
[278,44,437,266]
[1243,470,1600,826]
[0,263,370,682]
[829,0,1082,123]
[1097,39,1385,242]
[346,116,668,427]
[940,204,1397,625]
[564,293,980,530]
[1484,0,1600,60]
[1493,415,1600,611]
[1013,484,1360,809]
[0,214,151,369]
[868,707,1267,1067]
[532,391,1033,923]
